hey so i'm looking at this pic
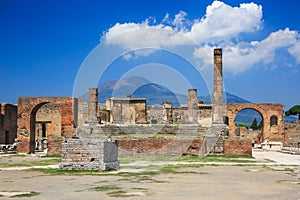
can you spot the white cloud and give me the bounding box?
[102,21,194,52]
[100,1,300,75]
[172,11,190,32]
[194,28,299,74]
[186,1,263,43]
[288,41,300,64]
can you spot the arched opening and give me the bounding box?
[270,115,278,126]
[224,116,229,126]
[234,108,263,144]
[30,103,61,153]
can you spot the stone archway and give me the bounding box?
[17,97,78,154]
[33,103,61,153]
[225,104,284,143]
[234,108,263,143]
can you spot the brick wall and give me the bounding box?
[118,138,204,156]
[0,103,17,144]
[223,138,252,156]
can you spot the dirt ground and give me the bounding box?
[0,152,300,200]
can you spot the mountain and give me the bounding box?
[96,76,251,106]
[81,76,295,124]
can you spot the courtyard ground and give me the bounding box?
[0,150,299,200]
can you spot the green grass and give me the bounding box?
[40,154,61,158]
[178,155,255,163]
[29,168,110,175]
[89,185,143,198]
[119,154,255,165]
[10,191,40,198]
[90,185,121,192]
[0,158,60,168]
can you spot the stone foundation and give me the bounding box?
[60,137,119,170]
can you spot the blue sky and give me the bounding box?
[0,0,300,110]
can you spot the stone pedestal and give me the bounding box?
[60,137,119,170]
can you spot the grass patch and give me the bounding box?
[10,191,40,198]
[89,185,142,198]
[0,158,60,168]
[40,154,61,158]
[11,154,27,157]
[29,168,110,175]
[119,154,255,165]
[90,185,121,192]
[107,190,128,197]
[178,155,255,163]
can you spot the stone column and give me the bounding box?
[188,89,198,123]
[87,88,98,123]
[163,102,173,123]
[213,48,224,124]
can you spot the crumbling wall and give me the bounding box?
[60,138,119,170]
[118,138,204,156]
[286,121,300,145]
[0,103,17,144]
[17,97,77,154]
[223,137,252,156]
[226,104,284,143]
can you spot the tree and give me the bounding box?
[285,105,300,120]
[258,120,263,130]
[250,118,258,130]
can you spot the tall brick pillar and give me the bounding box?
[188,89,198,123]
[213,48,224,124]
[88,88,98,123]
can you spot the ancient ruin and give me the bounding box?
[0,103,17,153]
[0,48,297,163]
[60,88,119,170]
[17,97,77,154]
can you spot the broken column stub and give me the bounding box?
[162,102,173,123]
[87,88,98,123]
[188,89,198,123]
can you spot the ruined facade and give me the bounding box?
[225,103,285,144]
[14,48,287,157]
[17,97,78,154]
[0,103,17,144]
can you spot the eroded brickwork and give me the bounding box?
[17,97,77,154]
[226,104,284,143]
[223,138,252,156]
[118,138,204,156]
[0,103,17,144]
[285,121,300,145]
